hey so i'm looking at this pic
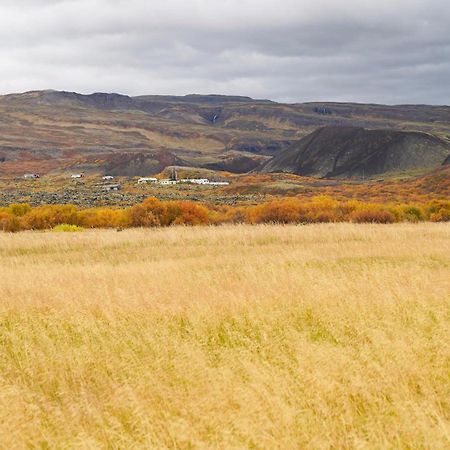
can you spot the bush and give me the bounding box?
[426,200,450,222]
[351,208,396,224]
[21,205,79,230]
[250,198,303,224]
[78,208,129,228]
[399,206,424,222]
[0,196,444,231]
[128,197,210,227]
[128,197,166,227]
[305,210,337,223]
[52,224,84,232]
[170,201,210,225]
[8,203,31,217]
[430,209,450,222]
[0,213,21,232]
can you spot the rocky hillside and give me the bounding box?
[0,90,449,178]
[260,127,450,178]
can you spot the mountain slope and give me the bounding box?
[260,126,450,178]
[0,90,449,177]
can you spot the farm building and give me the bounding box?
[102,175,114,181]
[71,173,84,179]
[180,178,210,185]
[208,181,230,186]
[23,173,40,179]
[159,179,177,185]
[102,184,121,191]
[179,178,230,186]
[138,177,158,184]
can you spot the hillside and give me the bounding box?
[0,90,449,178]
[260,126,450,178]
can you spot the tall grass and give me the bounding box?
[0,224,449,448]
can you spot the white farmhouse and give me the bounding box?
[159,179,177,185]
[192,178,209,185]
[102,175,115,181]
[71,173,84,179]
[138,177,158,184]
[102,184,121,191]
[180,178,210,185]
[208,181,230,186]
[23,173,40,179]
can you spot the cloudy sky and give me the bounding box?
[1,0,449,104]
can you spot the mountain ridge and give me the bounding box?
[0,90,449,178]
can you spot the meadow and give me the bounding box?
[0,224,449,448]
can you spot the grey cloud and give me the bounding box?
[0,0,449,104]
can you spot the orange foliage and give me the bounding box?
[78,208,129,228]
[249,198,305,224]
[20,205,79,230]
[0,196,449,232]
[350,208,396,224]
[128,197,209,227]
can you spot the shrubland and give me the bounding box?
[0,196,449,231]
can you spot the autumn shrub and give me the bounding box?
[78,208,129,228]
[430,208,450,222]
[399,205,425,222]
[304,209,338,223]
[162,202,183,226]
[170,201,210,225]
[8,203,32,217]
[250,198,304,224]
[0,196,445,231]
[222,207,248,224]
[0,211,9,226]
[0,212,21,232]
[21,205,79,230]
[206,205,231,225]
[350,208,396,224]
[303,196,340,223]
[425,200,450,222]
[52,224,84,232]
[334,200,361,221]
[128,197,210,227]
[128,197,166,227]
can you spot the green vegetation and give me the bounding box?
[52,224,84,232]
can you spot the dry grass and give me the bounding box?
[0,224,449,449]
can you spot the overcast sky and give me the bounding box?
[1,0,449,104]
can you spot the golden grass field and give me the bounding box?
[0,224,449,449]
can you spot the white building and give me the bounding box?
[179,178,230,186]
[208,181,230,186]
[102,175,115,181]
[23,173,40,179]
[138,177,158,184]
[71,173,84,179]
[159,179,177,185]
[103,184,121,191]
[180,178,210,185]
